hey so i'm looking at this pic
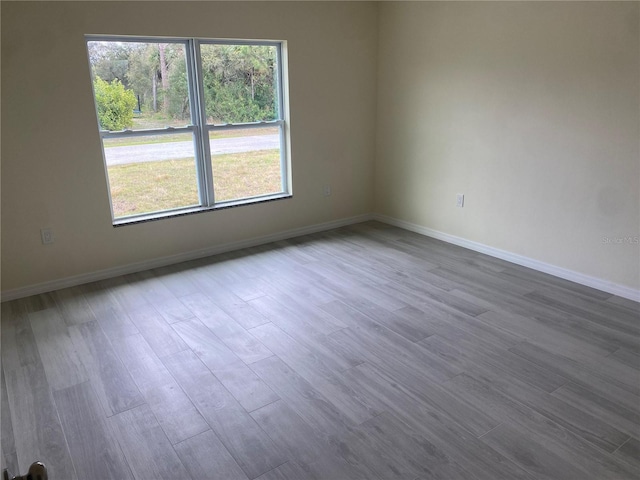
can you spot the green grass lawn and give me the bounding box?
[108,149,282,217]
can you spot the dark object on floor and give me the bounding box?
[2,462,48,480]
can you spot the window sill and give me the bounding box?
[112,193,292,227]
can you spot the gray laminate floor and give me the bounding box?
[2,221,639,480]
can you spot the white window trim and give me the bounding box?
[86,35,291,226]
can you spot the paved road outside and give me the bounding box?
[105,134,279,166]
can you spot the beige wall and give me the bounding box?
[375,1,640,291]
[1,1,378,292]
[3,1,639,296]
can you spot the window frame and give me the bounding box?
[86,35,291,226]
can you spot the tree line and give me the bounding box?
[88,41,278,131]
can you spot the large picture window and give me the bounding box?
[86,36,289,224]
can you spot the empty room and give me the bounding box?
[1,1,639,479]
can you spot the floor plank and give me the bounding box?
[551,381,640,438]
[127,306,189,358]
[114,334,210,445]
[1,301,40,373]
[461,362,630,453]
[341,363,536,480]
[163,349,287,479]
[609,347,640,370]
[254,462,310,480]
[5,364,77,479]
[525,288,639,337]
[51,286,97,326]
[68,320,143,416]
[249,322,381,425]
[333,411,477,480]
[172,317,240,370]
[445,372,638,479]
[53,382,133,480]
[614,437,640,471]
[110,404,190,479]
[511,341,640,406]
[28,307,88,390]
[212,361,280,412]
[418,333,568,394]
[80,281,139,340]
[173,430,249,480]
[1,369,17,474]
[106,275,151,311]
[249,355,355,437]
[249,295,356,372]
[478,309,618,364]
[127,269,195,324]
[180,292,273,364]
[480,421,589,480]
[251,399,332,466]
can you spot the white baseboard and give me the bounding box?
[1,213,374,302]
[374,214,640,303]
[4,212,638,303]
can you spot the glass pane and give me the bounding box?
[87,41,191,131]
[200,44,279,124]
[103,132,199,218]
[209,126,282,202]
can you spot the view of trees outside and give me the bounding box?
[88,41,279,129]
[200,44,279,124]
[92,77,137,131]
[87,40,283,218]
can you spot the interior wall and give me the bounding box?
[3,1,639,297]
[1,1,378,293]
[375,1,640,291]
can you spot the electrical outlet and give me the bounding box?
[323,184,332,197]
[40,228,55,245]
[456,194,464,208]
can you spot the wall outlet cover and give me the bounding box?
[40,228,55,245]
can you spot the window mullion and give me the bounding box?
[276,45,288,194]
[189,39,215,207]
[279,124,287,193]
